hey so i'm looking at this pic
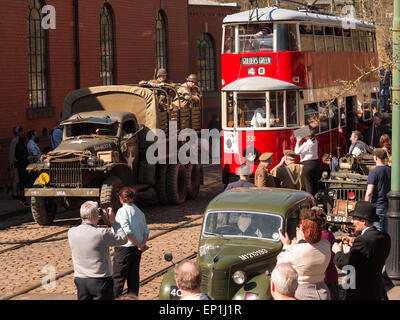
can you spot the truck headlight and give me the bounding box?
[232,270,246,285]
[328,190,336,199]
[87,156,97,166]
[43,158,50,168]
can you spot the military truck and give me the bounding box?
[317,153,376,231]
[159,188,315,300]
[25,85,203,225]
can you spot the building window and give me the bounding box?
[100,5,114,85]
[197,33,216,92]
[28,0,48,108]
[155,11,167,71]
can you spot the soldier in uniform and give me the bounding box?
[177,74,201,107]
[139,68,169,87]
[225,163,256,191]
[254,152,275,188]
[271,150,303,190]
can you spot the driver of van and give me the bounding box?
[237,214,263,238]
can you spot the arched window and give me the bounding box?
[100,5,115,85]
[155,11,167,71]
[28,0,48,108]
[197,33,216,92]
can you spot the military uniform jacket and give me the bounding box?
[333,227,391,300]
[254,165,275,188]
[272,163,302,189]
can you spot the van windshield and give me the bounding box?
[203,211,282,241]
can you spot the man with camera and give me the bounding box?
[68,201,127,300]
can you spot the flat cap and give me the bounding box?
[259,152,273,161]
[236,163,251,176]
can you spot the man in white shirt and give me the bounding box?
[251,108,279,127]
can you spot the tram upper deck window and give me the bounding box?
[367,31,374,52]
[314,25,325,51]
[324,26,335,51]
[224,26,235,53]
[329,99,339,130]
[236,94,267,128]
[300,24,315,51]
[343,28,352,51]
[360,31,367,52]
[334,27,344,51]
[304,103,320,134]
[239,24,273,53]
[352,29,360,51]
[276,24,299,51]
[338,98,346,128]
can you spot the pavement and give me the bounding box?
[0,191,400,300]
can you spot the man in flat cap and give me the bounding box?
[225,163,256,191]
[332,201,391,300]
[271,150,302,190]
[254,153,275,188]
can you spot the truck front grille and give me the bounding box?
[49,160,83,188]
[334,188,366,201]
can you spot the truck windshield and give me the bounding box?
[65,122,118,137]
[203,211,282,241]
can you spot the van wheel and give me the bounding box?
[167,164,187,205]
[186,164,201,200]
[100,176,123,225]
[156,164,168,204]
[31,197,57,226]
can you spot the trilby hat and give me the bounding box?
[349,201,380,222]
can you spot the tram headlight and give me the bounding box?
[232,270,246,285]
[243,146,259,163]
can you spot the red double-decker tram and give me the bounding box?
[220,7,379,184]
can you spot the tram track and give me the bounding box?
[0,215,203,300]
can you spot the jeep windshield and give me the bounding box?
[203,211,283,241]
[63,117,119,138]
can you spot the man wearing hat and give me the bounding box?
[177,74,201,107]
[225,163,256,191]
[271,150,302,190]
[254,153,275,188]
[139,68,169,87]
[332,201,391,300]
[9,126,23,199]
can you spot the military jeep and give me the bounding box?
[317,153,375,231]
[158,188,315,300]
[25,85,203,225]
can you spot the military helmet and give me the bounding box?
[186,74,198,83]
[157,68,167,77]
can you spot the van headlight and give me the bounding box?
[87,156,97,166]
[232,270,246,285]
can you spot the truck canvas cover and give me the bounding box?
[62,85,159,132]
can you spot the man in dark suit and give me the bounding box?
[332,201,391,300]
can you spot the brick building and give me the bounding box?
[0,0,239,186]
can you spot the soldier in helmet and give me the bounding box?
[177,74,201,107]
[254,152,275,188]
[139,68,169,87]
[271,150,303,190]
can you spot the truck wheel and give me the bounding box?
[186,164,201,200]
[167,164,187,205]
[100,176,123,225]
[156,164,168,205]
[31,197,57,226]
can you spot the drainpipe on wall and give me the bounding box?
[73,0,81,89]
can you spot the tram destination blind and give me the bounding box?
[241,56,271,66]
